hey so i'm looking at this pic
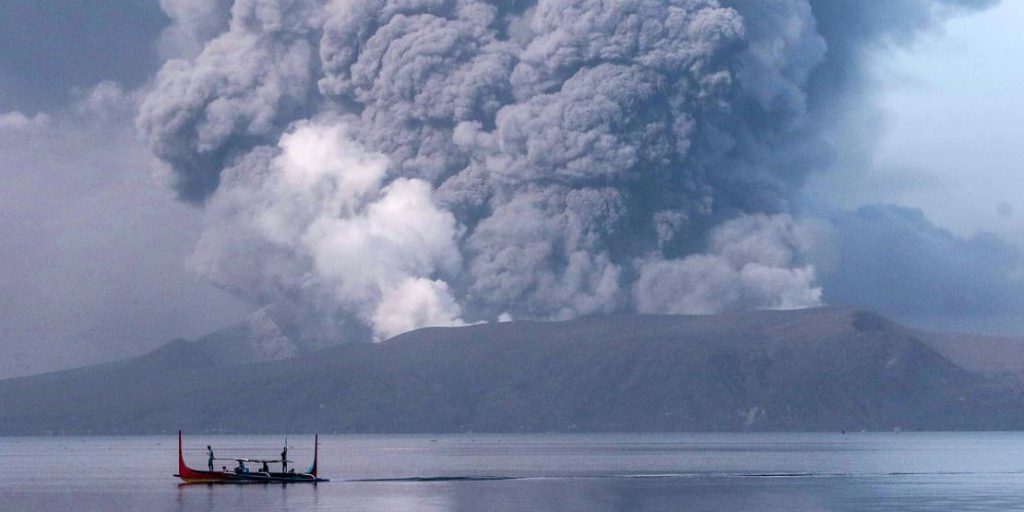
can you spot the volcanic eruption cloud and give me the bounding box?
[138,0,993,343]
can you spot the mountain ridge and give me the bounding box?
[2,308,1023,434]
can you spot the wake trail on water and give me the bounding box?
[345,471,1024,484]
[350,476,519,482]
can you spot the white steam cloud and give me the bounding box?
[192,119,464,340]
[635,214,828,315]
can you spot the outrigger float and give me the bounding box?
[176,430,329,484]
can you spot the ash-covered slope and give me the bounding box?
[915,330,1024,379]
[1,308,1021,434]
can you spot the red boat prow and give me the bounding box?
[310,433,318,478]
[177,430,232,483]
[176,430,327,484]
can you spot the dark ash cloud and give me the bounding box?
[135,0,1005,343]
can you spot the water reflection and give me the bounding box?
[4,433,1024,512]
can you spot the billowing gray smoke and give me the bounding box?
[138,0,991,342]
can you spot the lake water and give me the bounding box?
[2,433,1024,511]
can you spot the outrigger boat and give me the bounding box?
[176,430,329,484]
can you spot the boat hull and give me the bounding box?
[175,471,328,484]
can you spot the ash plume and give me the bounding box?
[138,0,993,343]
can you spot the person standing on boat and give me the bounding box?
[281,445,288,473]
[207,445,214,471]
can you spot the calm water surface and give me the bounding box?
[2,433,1024,511]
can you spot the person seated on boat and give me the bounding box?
[260,461,269,473]
[235,460,248,474]
[207,445,214,471]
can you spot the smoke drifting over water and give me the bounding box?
[138,0,993,343]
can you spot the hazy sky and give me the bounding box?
[1,0,1023,379]
[879,2,1024,241]
[803,1,1024,334]
[808,0,1024,241]
[0,1,248,378]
